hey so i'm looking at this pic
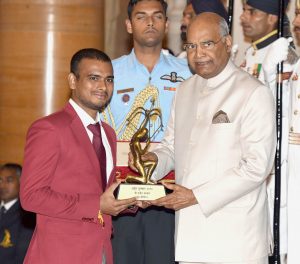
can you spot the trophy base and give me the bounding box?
[114,183,166,201]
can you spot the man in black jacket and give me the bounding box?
[0,163,35,264]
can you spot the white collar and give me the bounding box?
[1,198,18,211]
[206,60,237,89]
[69,99,101,127]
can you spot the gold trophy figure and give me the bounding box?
[115,107,167,200]
[126,107,162,184]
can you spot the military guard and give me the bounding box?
[287,55,300,264]
[240,0,299,262]
[0,163,35,264]
[240,0,295,83]
[268,1,300,262]
[288,4,300,262]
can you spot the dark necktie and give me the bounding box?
[88,122,107,190]
[0,206,7,221]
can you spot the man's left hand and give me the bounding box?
[150,183,197,211]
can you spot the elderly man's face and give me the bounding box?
[186,14,232,79]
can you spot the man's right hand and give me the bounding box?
[99,181,137,216]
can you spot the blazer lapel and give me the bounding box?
[102,122,116,185]
[65,104,101,185]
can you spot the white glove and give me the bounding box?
[263,37,291,82]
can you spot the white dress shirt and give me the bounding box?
[0,198,18,211]
[69,99,113,182]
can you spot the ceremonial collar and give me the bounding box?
[252,30,278,50]
[206,59,236,88]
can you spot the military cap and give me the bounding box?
[190,0,228,21]
[246,0,289,16]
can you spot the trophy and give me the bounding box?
[114,106,167,201]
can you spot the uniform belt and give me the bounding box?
[289,132,300,145]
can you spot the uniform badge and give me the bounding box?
[117,88,133,104]
[160,72,185,83]
[252,64,262,79]
[164,87,176,91]
[0,229,13,248]
[117,88,134,94]
[292,73,299,81]
[122,94,130,104]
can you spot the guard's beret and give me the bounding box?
[246,0,289,15]
[190,0,228,21]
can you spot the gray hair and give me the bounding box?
[219,16,229,37]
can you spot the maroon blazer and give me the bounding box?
[20,103,116,264]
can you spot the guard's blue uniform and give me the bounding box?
[102,49,191,142]
[104,49,191,264]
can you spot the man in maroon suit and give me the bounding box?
[20,48,137,264]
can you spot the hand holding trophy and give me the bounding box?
[115,107,167,200]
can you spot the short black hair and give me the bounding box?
[127,0,168,19]
[70,48,111,78]
[1,163,22,177]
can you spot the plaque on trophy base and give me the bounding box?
[115,183,166,200]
